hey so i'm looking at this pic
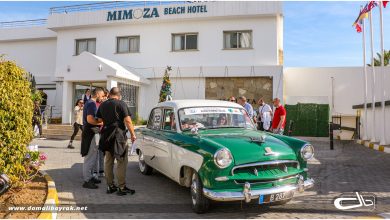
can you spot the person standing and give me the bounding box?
[237,96,254,119]
[38,88,48,114]
[32,100,43,138]
[257,98,273,131]
[93,91,108,177]
[228,96,236,102]
[80,88,104,189]
[97,87,136,196]
[82,88,91,104]
[67,99,84,149]
[271,98,286,135]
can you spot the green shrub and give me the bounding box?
[131,112,147,126]
[31,89,42,103]
[0,58,34,187]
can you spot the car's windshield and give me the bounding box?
[178,106,256,131]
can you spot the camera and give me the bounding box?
[0,174,10,196]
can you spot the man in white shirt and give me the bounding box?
[257,98,273,131]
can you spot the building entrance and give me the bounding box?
[73,81,106,105]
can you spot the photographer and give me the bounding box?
[67,99,84,149]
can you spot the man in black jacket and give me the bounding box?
[97,87,136,196]
[81,87,104,189]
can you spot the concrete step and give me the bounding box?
[43,133,81,141]
[43,124,81,140]
[46,124,73,130]
[43,129,78,135]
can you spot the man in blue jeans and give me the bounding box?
[80,87,105,189]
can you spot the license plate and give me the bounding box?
[259,191,294,204]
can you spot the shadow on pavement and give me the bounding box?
[44,139,390,218]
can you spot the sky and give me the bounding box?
[0,1,389,67]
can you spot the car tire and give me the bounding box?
[190,171,210,214]
[138,150,153,175]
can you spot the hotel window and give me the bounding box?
[116,36,140,53]
[223,31,252,49]
[172,33,198,51]
[75,38,96,55]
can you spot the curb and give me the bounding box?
[38,171,59,219]
[356,140,390,153]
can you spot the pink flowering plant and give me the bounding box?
[23,145,48,182]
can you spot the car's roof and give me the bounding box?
[156,99,244,110]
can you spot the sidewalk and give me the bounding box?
[31,137,390,219]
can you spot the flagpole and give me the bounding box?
[362,7,369,141]
[369,10,377,143]
[379,3,386,145]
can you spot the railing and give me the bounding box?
[40,105,62,126]
[49,1,189,14]
[0,19,47,29]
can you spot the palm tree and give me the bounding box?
[367,49,390,66]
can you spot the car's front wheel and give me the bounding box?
[190,171,210,213]
[138,150,153,175]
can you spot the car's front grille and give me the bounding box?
[231,160,300,185]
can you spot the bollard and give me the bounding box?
[329,122,334,150]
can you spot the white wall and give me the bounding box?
[48,1,282,29]
[135,65,283,119]
[0,26,56,41]
[0,37,59,108]
[361,107,390,144]
[54,16,279,77]
[139,77,206,119]
[284,66,390,143]
[0,38,57,81]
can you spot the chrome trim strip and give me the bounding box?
[231,160,299,175]
[203,178,314,202]
[233,174,299,185]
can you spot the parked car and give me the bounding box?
[135,99,314,213]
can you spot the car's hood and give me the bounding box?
[197,128,298,165]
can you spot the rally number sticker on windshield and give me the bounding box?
[152,108,162,129]
[183,107,241,115]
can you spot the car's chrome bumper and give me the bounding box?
[203,178,314,202]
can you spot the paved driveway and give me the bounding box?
[31,137,390,219]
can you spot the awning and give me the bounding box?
[59,51,150,84]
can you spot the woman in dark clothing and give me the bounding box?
[32,100,43,138]
[67,99,84,149]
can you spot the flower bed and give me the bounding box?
[0,174,47,219]
[0,145,48,219]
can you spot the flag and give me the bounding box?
[366,1,378,11]
[355,23,362,33]
[353,7,364,26]
[384,1,389,8]
[353,3,370,26]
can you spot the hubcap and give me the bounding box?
[191,173,197,205]
[138,151,145,172]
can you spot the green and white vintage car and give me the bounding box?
[135,100,314,213]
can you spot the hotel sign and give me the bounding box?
[106,5,208,21]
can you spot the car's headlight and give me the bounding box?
[214,148,233,168]
[300,144,314,160]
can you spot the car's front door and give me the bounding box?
[153,108,176,177]
[142,107,163,168]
